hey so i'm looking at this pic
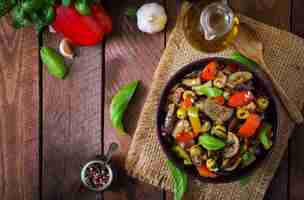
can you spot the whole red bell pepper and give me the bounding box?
[52,4,112,46]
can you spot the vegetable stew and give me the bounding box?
[158,59,277,179]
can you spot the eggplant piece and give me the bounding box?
[213,71,227,88]
[234,81,254,91]
[227,71,253,88]
[228,117,239,131]
[163,103,176,134]
[202,98,234,123]
[223,132,240,158]
[172,87,185,104]
[182,78,201,87]
[189,145,207,166]
[221,156,242,171]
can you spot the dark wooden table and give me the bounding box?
[1,0,304,199]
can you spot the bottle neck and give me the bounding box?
[199,1,234,41]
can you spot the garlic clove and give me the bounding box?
[59,38,74,59]
[49,25,56,33]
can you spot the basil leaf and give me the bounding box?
[166,160,188,200]
[110,81,139,134]
[231,52,258,71]
[239,175,252,187]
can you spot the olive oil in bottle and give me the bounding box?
[183,0,239,52]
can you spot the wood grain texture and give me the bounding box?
[42,33,102,199]
[231,0,290,30]
[0,17,39,200]
[231,1,290,200]
[103,0,165,199]
[290,0,304,199]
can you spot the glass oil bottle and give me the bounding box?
[182,0,239,52]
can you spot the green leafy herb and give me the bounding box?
[239,175,252,187]
[258,123,273,150]
[110,81,139,135]
[62,0,72,6]
[1,0,57,32]
[192,84,223,97]
[166,160,188,200]
[198,133,226,150]
[241,151,256,167]
[231,52,258,70]
[125,6,137,18]
[75,0,91,16]
[0,0,16,17]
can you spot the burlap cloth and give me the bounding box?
[125,4,304,200]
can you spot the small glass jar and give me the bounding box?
[183,0,239,52]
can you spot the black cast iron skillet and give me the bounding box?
[156,57,279,183]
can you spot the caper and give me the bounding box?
[206,158,219,172]
[182,90,196,100]
[256,97,269,111]
[189,145,203,157]
[201,120,211,132]
[211,124,227,139]
[176,107,187,119]
[236,108,250,119]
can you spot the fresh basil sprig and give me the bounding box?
[0,0,16,17]
[166,160,188,200]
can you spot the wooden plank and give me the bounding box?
[231,0,290,30]
[289,124,304,200]
[290,1,304,199]
[231,1,290,199]
[0,17,39,200]
[103,0,165,199]
[42,32,103,199]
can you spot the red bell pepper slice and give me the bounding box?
[227,91,254,107]
[176,132,195,143]
[200,61,218,81]
[181,97,193,108]
[197,164,217,178]
[238,113,262,138]
[213,96,225,105]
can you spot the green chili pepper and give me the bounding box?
[75,0,91,16]
[110,81,139,135]
[22,0,43,13]
[258,123,273,150]
[40,47,68,79]
[62,0,72,6]
[198,133,226,150]
[172,145,192,165]
[192,83,223,97]
[242,151,256,167]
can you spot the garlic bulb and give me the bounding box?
[136,3,167,34]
